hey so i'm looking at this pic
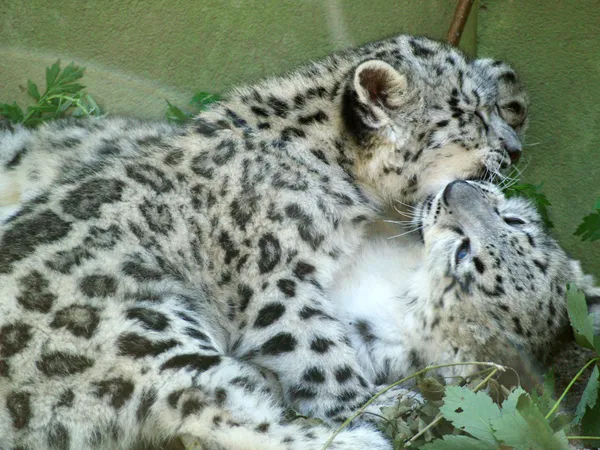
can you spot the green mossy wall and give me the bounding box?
[1,0,598,276]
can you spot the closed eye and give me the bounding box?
[504,217,525,226]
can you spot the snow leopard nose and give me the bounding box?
[443,180,498,227]
[504,137,522,164]
[499,123,522,164]
[442,180,477,206]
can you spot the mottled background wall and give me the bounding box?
[1,0,598,276]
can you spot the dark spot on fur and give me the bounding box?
[335,366,353,384]
[126,307,170,331]
[93,378,135,409]
[310,337,335,353]
[57,389,75,408]
[0,322,32,357]
[6,391,31,429]
[160,353,222,372]
[254,303,286,328]
[126,164,174,193]
[289,385,317,400]
[276,278,296,298]
[61,178,125,220]
[303,367,326,383]
[473,257,486,274]
[45,246,94,274]
[50,305,100,339]
[79,274,118,297]
[47,422,70,449]
[355,320,375,343]
[219,231,240,264]
[267,97,289,118]
[261,333,297,355]
[0,210,72,274]
[213,140,237,165]
[37,351,94,376]
[117,333,178,358]
[16,270,56,313]
[298,110,329,125]
[137,388,157,422]
[258,233,282,274]
[5,146,28,169]
[182,397,205,418]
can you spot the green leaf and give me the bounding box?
[45,60,61,90]
[575,199,600,242]
[567,284,597,350]
[417,376,446,402]
[165,100,192,124]
[504,183,553,228]
[500,386,526,414]
[574,365,599,425]
[491,394,570,450]
[189,91,221,110]
[421,434,496,450]
[581,397,600,448]
[0,102,25,123]
[27,80,41,101]
[531,369,556,416]
[438,386,500,446]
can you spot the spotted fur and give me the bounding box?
[0,35,526,449]
[333,181,600,385]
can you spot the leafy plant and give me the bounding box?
[0,60,102,127]
[504,182,553,229]
[319,282,600,450]
[165,91,221,124]
[574,198,600,242]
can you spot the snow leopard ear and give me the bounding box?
[342,60,409,144]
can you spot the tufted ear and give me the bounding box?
[342,60,410,144]
[355,61,407,110]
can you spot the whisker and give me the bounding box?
[387,226,424,239]
[382,219,417,228]
[392,205,418,219]
[392,199,418,211]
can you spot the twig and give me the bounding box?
[321,361,505,450]
[566,436,600,440]
[545,357,600,420]
[404,367,500,447]
[447,0,475,46]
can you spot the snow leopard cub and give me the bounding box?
[332,180,600,385]
[0,35,526,450]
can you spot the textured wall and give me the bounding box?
[1,0,598,277]
[478,0,600,278]
[1,1,472,117]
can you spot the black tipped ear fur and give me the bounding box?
[354,60,407,111]
[342,60,408,145]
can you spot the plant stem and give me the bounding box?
[566,436,600,440]
[321,362,505,450]
[545,357,600,420]
[403,367,500,447]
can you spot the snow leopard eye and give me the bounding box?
[503,217,526,226]
[455,238,470,264]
